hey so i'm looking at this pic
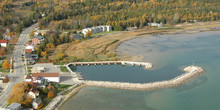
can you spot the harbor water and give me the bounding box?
[60,31,220,110]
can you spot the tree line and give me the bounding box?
[36,0,219,31]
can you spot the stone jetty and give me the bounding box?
[83,66,205,91]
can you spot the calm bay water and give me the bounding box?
[70,64,182,83]
[60,31,220,110]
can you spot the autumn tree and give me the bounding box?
[41,51,47,58]
[2,60,11,70]
[23,97,32,108]
[8,82,28,104]
[3,76,9,83]
[36,103,44,109]
[55,51,65,62]
[85,30,92,38]
[29,30,35,38]
[46,43,55,50]
[48,90,55,99]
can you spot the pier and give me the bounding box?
[83,66,205,91]
[66,61,153,69]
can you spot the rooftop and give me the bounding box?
[7,103,21,109]
[0,40,7,43]
[34,35,44,39]
[33,73,59,78]
[25,75,32,79]
[25,49,33,53]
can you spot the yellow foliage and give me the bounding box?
[48,90,54,99]
[41,51,47,57]
[2,60,11,70]
[8,82,28,104]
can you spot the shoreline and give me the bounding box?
[55,22,219,109]
[114,23,220,61]
[51,21,220,62]
[56,84,86,110]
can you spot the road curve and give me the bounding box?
[0,23,38,107]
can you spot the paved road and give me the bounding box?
[0,23,38,107]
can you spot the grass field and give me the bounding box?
[49,21,220,62]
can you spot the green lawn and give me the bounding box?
[60,66,70,72]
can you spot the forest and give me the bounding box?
[36,0,219,31]
[0,0,219,34]
[0,0,219,60]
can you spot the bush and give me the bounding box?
[3,77,9,83]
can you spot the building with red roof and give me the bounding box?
[25,49,33,54]
[0,40,7,47]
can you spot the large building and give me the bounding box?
[32,73,60,83]
[82,25,112,37]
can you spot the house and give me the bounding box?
[7,103,22,110]
[148,22,163,27]
[0,75,7,83]
[31,67,45,73]
[32,35,44,45]
[25,49,33,54]
[25,75,48,88]
[82,25,112,37]
[26,83,39,99]
[25,54,38,64]
[27,90,39,99]
[34,30,47,36]
[32,98,42,109]
[25,75,33,82]
[32,73,60,83]
[25,45,34,51]
[0,40,7,47]
[4,35,11,40]
[0,79,3,84]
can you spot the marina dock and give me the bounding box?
[66,61,153,69]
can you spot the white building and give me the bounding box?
[82,25,112,37]
[25,45,35,51]
[25,75,33,82]
[148,22,163,27]
[32,73,60,83]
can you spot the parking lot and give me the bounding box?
[28,63,61,73]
